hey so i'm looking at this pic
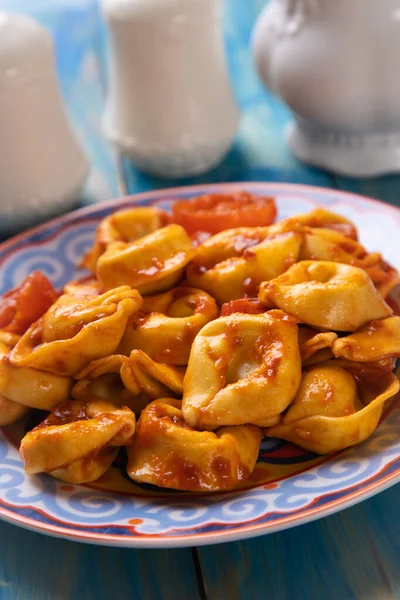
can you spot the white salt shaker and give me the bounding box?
[102,0,240,178]
[0,12,88,234]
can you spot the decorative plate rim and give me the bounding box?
[0,181,399,548]
[0,459,398,548]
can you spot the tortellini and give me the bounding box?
[72,349,184,414]
[268,208,399,298]
[332,316,400,362]
[0,335,30,425]
[298,228,400,298]
[0,340,72,425]
[119,286,218,364]
[299,228,365,264]
[298,327,338,365]
[97,224,195,295]
[0,394,29,426]
[0,201,398,493]
[274,207,358,239]
[127,398,262,491]
[182,311,302,429]
[9,286,143,376]
[267,364,400,454]
[187,228,303,304]
[83,206,170,271]
[20,399,136,483]
[0,331,21,348]
[259,261,392,331]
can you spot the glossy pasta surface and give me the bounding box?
[0,196,399,493]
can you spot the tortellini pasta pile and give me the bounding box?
[1,198,399,493]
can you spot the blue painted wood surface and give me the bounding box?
[0,1,399,599]
[0,521,201,600]
[197,486,400,600]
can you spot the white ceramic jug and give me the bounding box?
[102,0,240,179]
[252,0,400,177]
[0,12,88,234]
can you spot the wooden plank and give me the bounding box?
[0,521,201,600]
[197,484,400,600]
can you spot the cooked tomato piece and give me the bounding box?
[0,271,58,334]
[172,192,277,235]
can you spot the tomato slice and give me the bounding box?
[172,192,277,236]
[221,298,266,316]
[0,271,58,335]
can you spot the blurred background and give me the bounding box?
[1,0,399,211]
[0,0,117,204]
[0,0,310,207]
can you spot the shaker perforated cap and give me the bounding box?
[0,12,53,86]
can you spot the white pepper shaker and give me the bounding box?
[0,12,88,234]
[102,0,240,179]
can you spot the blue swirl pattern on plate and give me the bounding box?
[0,183,399,547]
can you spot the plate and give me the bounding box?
[0,182,399,548]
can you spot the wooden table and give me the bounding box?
[0,1,399,599]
